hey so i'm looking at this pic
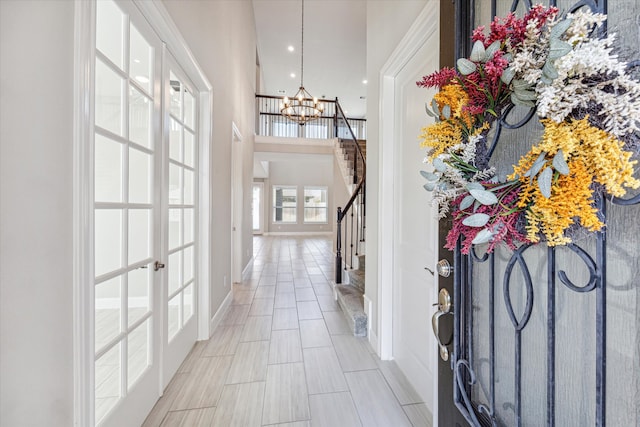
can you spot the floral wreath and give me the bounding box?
[417,5,640,255]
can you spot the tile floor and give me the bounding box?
[143,235,432,427]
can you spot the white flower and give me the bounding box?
[535,32,640,138]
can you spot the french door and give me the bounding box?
[93,1,198,425]
[162,55,199,381]
[437,1,640,426]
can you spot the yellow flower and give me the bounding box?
[420,84,484,161]
[531,118,639,197]
[433,84,473,128]
[525,159,603,245]
[419,121,463,160]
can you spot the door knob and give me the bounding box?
[436,259,453,277]
[432,288,452,361]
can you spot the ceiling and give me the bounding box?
[252,0,367,119]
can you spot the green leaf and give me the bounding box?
[526,152,547,178]
[542,61,558,80]
[431,99,440,116]
[469,189,499,205]
[457,58,477,75]
[420,170,439,181]
[425,102,438,118]
[548,38,573,60]
[485,40,501,58]
[423,182,436,191]
[466,182,484,191]
[459,195,475,210]
[501,67,515,85]
[538,166,553,198]
[550,18,573,40]
[552,149,569,175]
[472,228,495,245]
[511,93,536,108]
[540,74,553,85]
[470,40,487,62]
[514,88,537,101]
[442,104,451,119]
[462,213,490,227]
[512,79,531,90]
[433,157,447,172]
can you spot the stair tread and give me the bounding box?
[336,284,367,337]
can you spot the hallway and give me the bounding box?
[143,235,431,427]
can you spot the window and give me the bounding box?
[304,187,328,223]
[273,186,297,223]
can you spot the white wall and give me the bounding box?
[162,0,257,319]
[0,1,75,425]
[0,1,258,425]
[264,158,334,234]
[365,0,427,351]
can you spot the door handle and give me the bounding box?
[432,288,452,361]
[436,259,453,277]
[154,261,165,271]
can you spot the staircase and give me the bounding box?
[253,93,368,337]
[333,108,367,337]
[335,254,366,336]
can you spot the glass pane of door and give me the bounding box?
[164,60,198,346]
[93,1,158,424]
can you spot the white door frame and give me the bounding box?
[73,1,213,424]
[253,182,265,235]
[378,0,438,358]
[377,0,440,419]
[231,123,244,284]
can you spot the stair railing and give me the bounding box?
[253,94,366,285]
[335,102,366,284]
[255,95,366,139]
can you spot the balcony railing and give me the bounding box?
[256,95,366,140]
[255,94,365,285]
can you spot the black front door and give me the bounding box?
[436,1,640,426]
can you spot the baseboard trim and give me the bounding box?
[242,256,254,280]
[363,293,377,351]
[264,231,333,236]
[369,328,380,358]
[208,290,232,337]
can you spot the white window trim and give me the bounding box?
[73,1,213,424]
[303,186,329,224]
[272,185,298,224]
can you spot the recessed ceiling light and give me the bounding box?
[287,45,294,52]
[290,73,296,78]
[362,79,368,84]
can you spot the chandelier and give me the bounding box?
[280,0,324,125]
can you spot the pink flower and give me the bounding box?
[484,51,509,81]
[472,25,487,44]
[416,67,458,89]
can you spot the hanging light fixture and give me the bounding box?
[280,0,323,125]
